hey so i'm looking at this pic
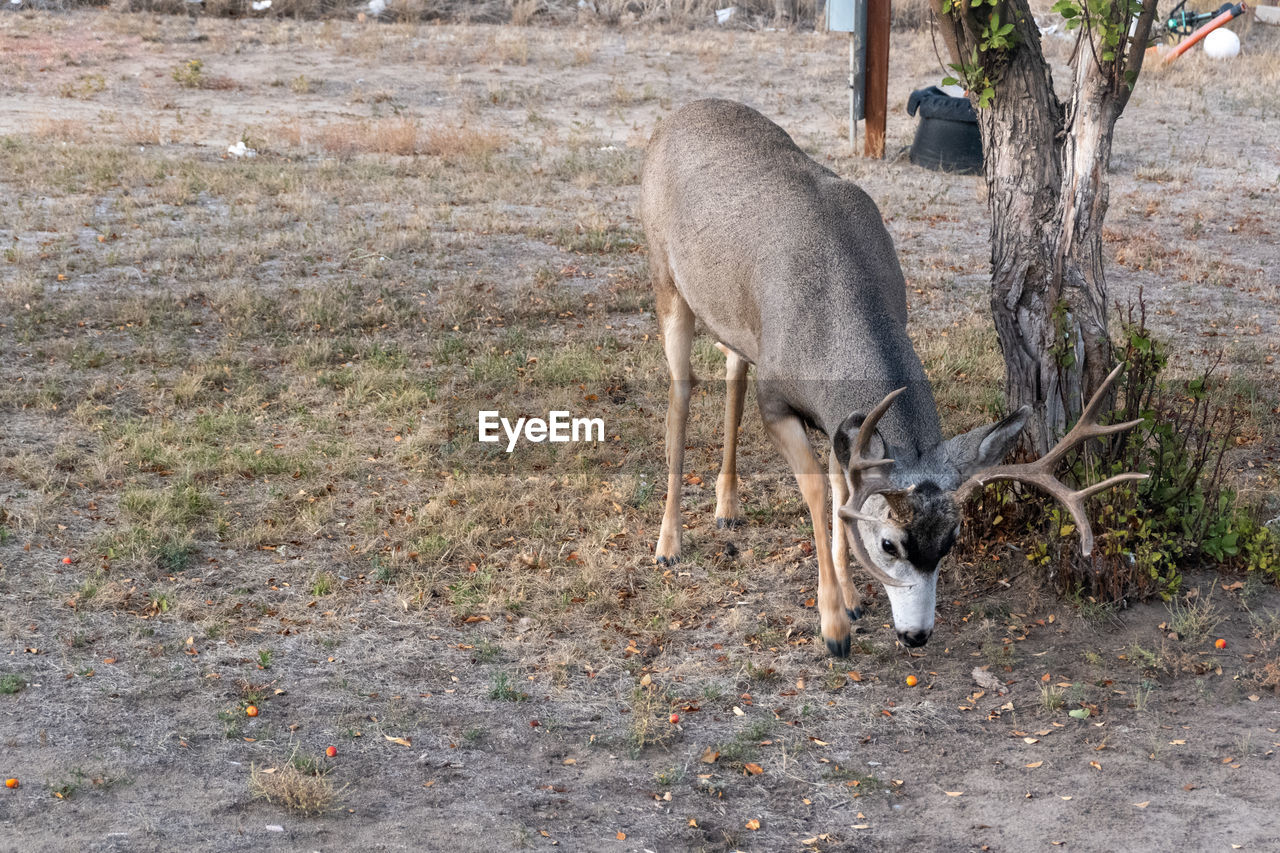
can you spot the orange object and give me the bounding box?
[326,746,337,757]
[245,705,259,717]
[669,713,680,725]
[1215,638,1227,649]
[906,675,919,687]
[5,778,18,789]
[61,557,72,564]
[1164,3,1247,64]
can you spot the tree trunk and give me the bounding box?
[926,0,1147,453]
[1042,55,1126,441]
[977,16,1072,455]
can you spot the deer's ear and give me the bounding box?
[832,411,887,470]
[941,406,1030,477]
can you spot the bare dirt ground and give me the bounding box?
[1,9,1279,853]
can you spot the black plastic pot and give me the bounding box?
[906,87,983,175]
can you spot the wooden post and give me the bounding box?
[863,0,890,158]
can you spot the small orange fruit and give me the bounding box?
[245,705,259,717]
[5,778,18,789]
[669,713,680,725]
[62,557,72,564]
[905,675,919,687]
[1215,638,1227,650]
[326,746,337,758]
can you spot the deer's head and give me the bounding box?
[833,366,1147,648]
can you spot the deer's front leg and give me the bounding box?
[828,449,865,623]
[761,410,850,657]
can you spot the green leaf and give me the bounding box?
[941,76,960,86]
[1069,708,1091,719]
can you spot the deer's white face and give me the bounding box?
[834,402,1029,651]
[849,486,961,647]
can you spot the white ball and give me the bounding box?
[1203,28,1241,60]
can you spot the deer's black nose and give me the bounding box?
[897,629,930,648]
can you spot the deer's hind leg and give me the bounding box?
[714,342,748,529]
[654,263,695,565]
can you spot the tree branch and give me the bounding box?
[1117,0,1160,111]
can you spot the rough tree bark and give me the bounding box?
[929,0,1158,453]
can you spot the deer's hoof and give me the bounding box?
[846,606,865,622]
[715,517,745,530]
[824,634,851,658]
[655,554,680,566]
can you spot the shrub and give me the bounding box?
[970,295,1278,602]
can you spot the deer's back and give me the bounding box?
[640,100,938,452]
[640,100,908,363]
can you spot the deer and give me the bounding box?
[639,99,1147,657]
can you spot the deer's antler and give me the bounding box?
[953,363,1149,557]
[837,387,911,588]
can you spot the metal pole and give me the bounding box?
[848,31,857,149]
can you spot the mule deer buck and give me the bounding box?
[639,99,1146,656]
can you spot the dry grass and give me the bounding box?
[304,117,506,157]
[249,761,340,816]
[114,0,825,23]
[1,14,1278,848]
[1166,591,1223,645]
[891,0,935,29]
[32,117,90,143]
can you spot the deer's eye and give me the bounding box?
[881,539,898,557]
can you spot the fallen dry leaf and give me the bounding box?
[1024,737,1040,744]
[384,735,412,747]
[733,706,746,716]
[1025,761,1043,769]
[944,791,963,796]
[700,748,719,764]
[1090,761,1102,771]
[1133,801,1150,808]
[744,763,764,776]
[745,818,761,831]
